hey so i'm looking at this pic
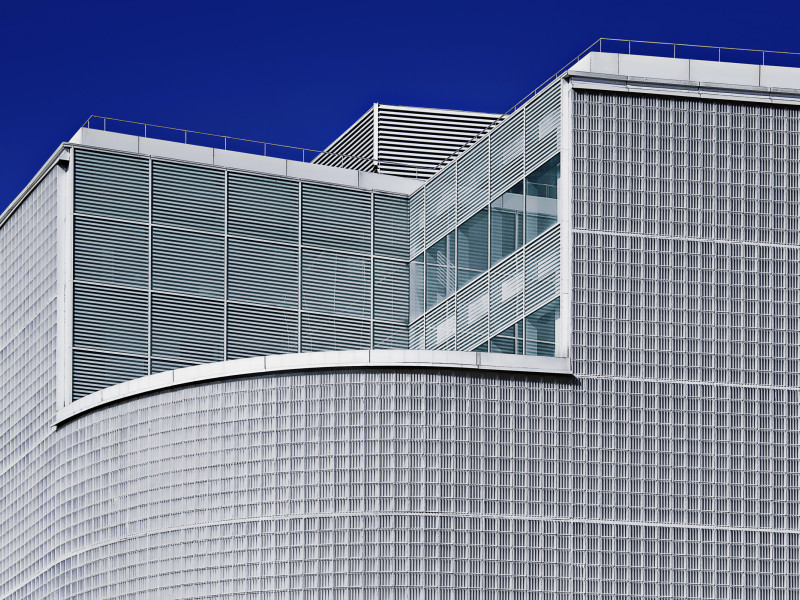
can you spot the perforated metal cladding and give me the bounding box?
[227,238,297,308]
[302,249,371,318]
[73,216,148,288]
[73,149,149,221]
[71,149,415,400]
[152,160,225,233]
[301,183,371,254]
[373,193,409,259]
[227,172,298,243]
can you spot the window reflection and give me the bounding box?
[457,209,488,287]
[425,232,455,310]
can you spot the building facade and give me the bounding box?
[2,43,800,598]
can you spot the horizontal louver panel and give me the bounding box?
[72,350,148,401]
[456,138,489,225]
[228,173,298,244]
[74,149,149,222]
[373,322,408,349]
[228,238,298,308]
[301,313,370,352]
[227,303,298,358]
[525,84,561,171]
[424,163,456,245]
[408,318,425,350]
[408,188,425,258]
[152,160,225,233]
[74,216,148,288]
[374,193,409,259]
[489,250,524,336]
[311,107,375,171]
[425,298,455,350]
[151,293,224,363]
[73,283,149,355]
[302,249,370,318]
[524,225,560,313]
[490,110,525,198]
[152,227,224,298]
[456,273,488,350]
[150,358,198,374]
[373,259,408,324]
[302,183,371,254]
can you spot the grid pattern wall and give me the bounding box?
[71,149,410,400]
[409,82,562,353]
[0,169,58,599]
[7,368,800,599]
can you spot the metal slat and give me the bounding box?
[302,183,371,254]
[408,318,425,350]
[152,227,224,299]
[227,303,298,358]
[373,259,409,324]
[74,216,148,288]
[228,238,298,308]
[74,149,149,221]
[455,273,488,350]
[425,297,455,350]
[424,163,456,245]
[300,313,371,352]
[525,84,561,171]
[150,358,198,374]
[302,249,371,318]
[152,160,225,233]
[489,251,524,336]
[524,226,561,313]
[374,193,409,260]
[228,173,299,244]
[150,293,224,363]
[456,138,489,225]
[372,322,409,349]
[408,188,425,258]
[490,110,525,198]
[72,350,148,401]
[73,282,148,355]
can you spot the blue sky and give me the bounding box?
[1,0,795,209]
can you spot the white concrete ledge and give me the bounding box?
[56,350,571,425]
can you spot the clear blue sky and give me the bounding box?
[1,0,795,210]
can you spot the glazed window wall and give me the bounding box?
[408,81,563,355]
[71,148,410,400]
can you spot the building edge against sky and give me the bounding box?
[2,41,800,598]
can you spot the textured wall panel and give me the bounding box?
[152,227,224,299]
[150,293,224,363]
[228,172,298,244]
[227,238,297,308]
[152,160,225,233]
[73,216,148,288]
[373,193,409,259]
[302,249,370,318]
[74,149,149,222]
[301,183,371,254]
[227,303,298,358]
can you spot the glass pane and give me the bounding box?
[490,182,524,266]
[457,208,488,287]
[425,232,455,310]
[525,298,560,357]
[410,253,425,321]
[472,342,489,352]
[490,318,523,354]
[525,155,559,242]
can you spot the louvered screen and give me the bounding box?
[301,183,371,254]
[373,259,408,324]
[524,226,560,313]
[409,188,425,258]
[489,250,524,336]
[311,106,375,171]
[74,149,149,221]
[425,298,455,350]
[424,163,456,245]
[373,323,408,349]
[302,249,371,318]
[227,303,298,358]
[456,273,488,350]
[490,110,525,199]
[73,282,148,355]
[150,358,197,374]
[151,293,224,363]
[228,238,298,308]
[374,193,409,259]
[456,138,489,225]
[228,173,298,244]
[152,160,225,233]
[300,313,371,352]
[72,350,148,401]
[152,227,224,298]
[74,216,148,288]
[525,83,561,172]
[408,318,425,350]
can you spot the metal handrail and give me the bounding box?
[81,115,426,178]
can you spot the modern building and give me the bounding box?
[2,39,800,598]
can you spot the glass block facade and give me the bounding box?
[408,83,564,356]
[71,148,409,399]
